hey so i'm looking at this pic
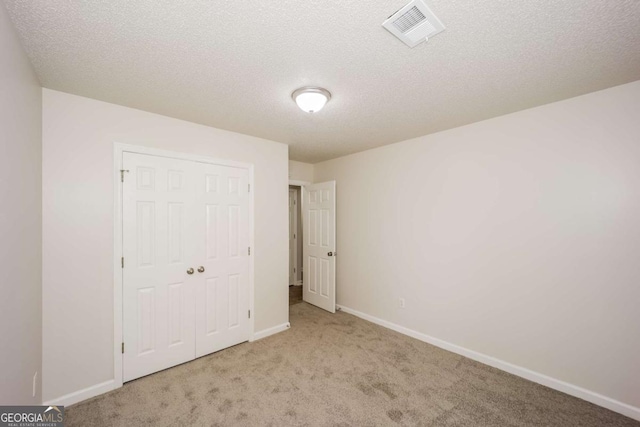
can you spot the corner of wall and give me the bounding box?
[0,0,43,405]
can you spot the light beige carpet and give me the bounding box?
[67,303,638,426]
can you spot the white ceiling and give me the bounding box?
[4,1,640,163]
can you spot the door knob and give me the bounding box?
[327,252,333,256]
[197,266,205,273]
[187,268,194,275]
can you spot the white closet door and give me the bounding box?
[302,181,336,313]
[122,152,251,381]
[122,152,197,382]
[194,164,250,358]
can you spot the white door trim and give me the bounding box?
[113,143,255,390]
[289,189,298,286]
[288,179,309,287]
[289,179,311,186]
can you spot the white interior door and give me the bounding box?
[122,152,251,381]
[194,164,250,358]
[289,189,297,286]
[122,152,197,381]
[302,181,336,313]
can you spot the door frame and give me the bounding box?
[288,188,298,286]
[113,143,255,389]
[289,180,310,287]
[289,179,310,187]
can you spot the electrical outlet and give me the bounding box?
[399,298,406,308]
[32,371,38,397]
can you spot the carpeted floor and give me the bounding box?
[66,303,638,426]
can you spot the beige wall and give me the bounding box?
[288,160,314,182]
[315,81,640,410]
[0,4,42,404]
[42,89,289,402]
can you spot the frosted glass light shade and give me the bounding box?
[292,87,331,113]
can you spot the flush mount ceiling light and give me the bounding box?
[292,87,331,113]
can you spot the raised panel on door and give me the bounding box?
[168,283,185,346]
[302,181,336,313]
[167,203,185,264]
[122,152,197,382]
[195,164,250,358]
[136,287,155,355]
[308,256,317,293]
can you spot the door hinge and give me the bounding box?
[248,310,251,319]
[121,342,124,354]
[248,247,251,256]
[120,169,129,183]
[248,184,250,193]
[121,257,124,268]
[294,233,296,239]
[294,268,296,273]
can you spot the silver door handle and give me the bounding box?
[187,268,194,275]
[197,266,205,273]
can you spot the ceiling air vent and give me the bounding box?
[383,0,445,48]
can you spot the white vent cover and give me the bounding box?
[383,0,445,48]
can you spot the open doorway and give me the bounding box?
[289,185,303,306]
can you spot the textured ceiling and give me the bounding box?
[3,0,640,163]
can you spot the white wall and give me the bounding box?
[315,81,640,413]
[288,160,314,183]
[42,89,289,403]
[0,4,42,405]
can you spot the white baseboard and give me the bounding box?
[45,322,290,407]
[336,304,640,422]
[295,280,303,287]
[44,322,290,407]
[252,322,291,341]
[43,379,116,407]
